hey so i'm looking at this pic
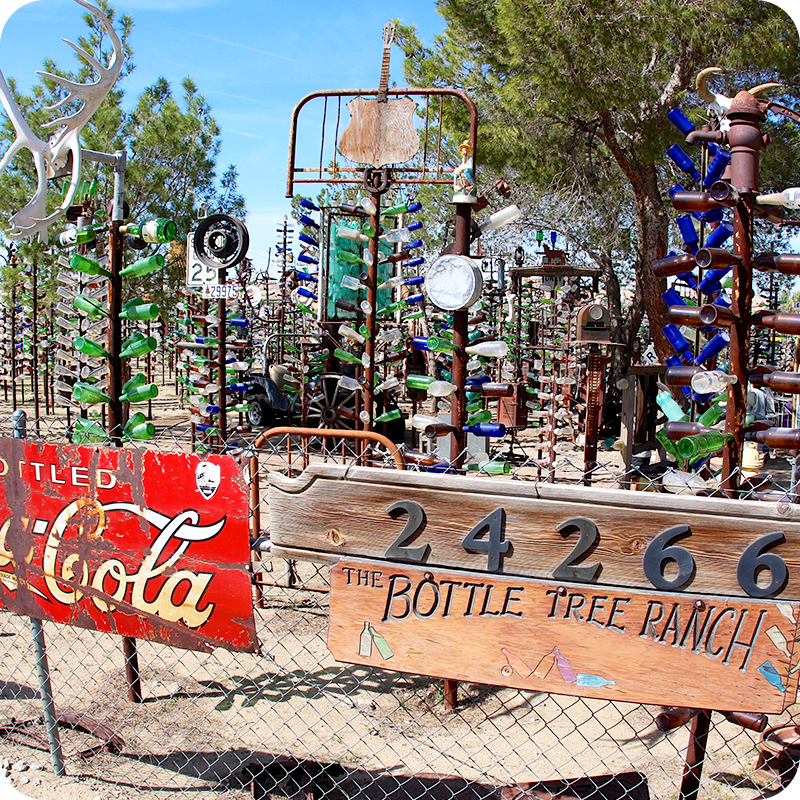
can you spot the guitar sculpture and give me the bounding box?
[338,22,419,168]
[0,0,123,242]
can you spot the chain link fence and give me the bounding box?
[0,410,798,800]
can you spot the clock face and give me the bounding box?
[425,255,484,311]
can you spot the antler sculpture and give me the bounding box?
[696,67,781,129]
[0,0,122,242]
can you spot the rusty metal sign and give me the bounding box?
[0,438,258,653]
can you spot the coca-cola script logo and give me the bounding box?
[0,500,226,628]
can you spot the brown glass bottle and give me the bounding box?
[664,366,704,388]
[745,427,800,448]
[468,313,487,325]
[423,422,458,439]
[400,449,439,466]
[667,306,703,327]
[698,304,736,327]
[480,382,515,397]
[664,421,712,440]
[754,253,800,275]
[335,299,358,314]
[378,250,412,265]
[750,371,800,394]
[671,190,724,212]
[695,247,739,270]
[752,311,800,336]
[708,181,739,206]
[651,253,697,278]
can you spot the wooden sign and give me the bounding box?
[269,465,800,601]
[328,559,800,712]
[0,438,258,653]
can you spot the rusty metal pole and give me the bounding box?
[362,190,382,432]
[449,203,472,468]
[679,710,711,800]
[720,91,764,495]
[109,150,141,703]
[217,266,228,451]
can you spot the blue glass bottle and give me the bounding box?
[296,270,318,282]
[676,215,699,253]
[298,286,318,301]
[464,422,507,437]
[298,253,318,265]
[664,324,694,363]
[667,145,701,182]
[402,239,424,250]
[299,198,320,211]
[705,222,733,249]
[298,213,319,229]
[703,148,731,188]
[299,232,319,248]
[411,336,430,351]
[667,108,696,136]
[694,331,730,365]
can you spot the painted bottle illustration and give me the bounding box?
[357,622,394,661]
[359,622,372,658]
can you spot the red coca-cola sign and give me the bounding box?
[0,439,258,653]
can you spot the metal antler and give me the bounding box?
[696,67,782,129]
[0,0,122,242]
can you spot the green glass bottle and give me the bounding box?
[72,382,112,405]
[56,224,98,249]
[338,251,368,267]
[70,253,112,279]
[655,429,681,461]
[73,337,110,359]
[124,218,177,243]
[333,348,363,365]
[298,302,316,315]
[404,310,425,320]
[120,383,158,403]
[406,374,435,391]
[374,408,402,424]
[466,409,492,426]
[120,303,159,321]
[125,422,156,440]
[466,460,510,475]
[120,335,157,359]
[73,418,108,444]
[676,430,734,460]
[123,373,147,394]
[378,299,409,316]
[426,336,458,354]
[73,295,108,319]
[698,401,725,427]
[120,253,165,278]
[466,400,483,413]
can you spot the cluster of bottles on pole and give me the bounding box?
[53,210,176,445]
[175,285,255,453]
[652,101,800,494]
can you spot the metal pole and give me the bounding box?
[217,266,228,450]
[30,618,65,777]
[362,192,381,432]
[108,149,142,702]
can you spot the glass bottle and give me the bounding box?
[656,390,689,422]
[465,409,492,425]
[466,460,511,474]
[694,332,730,365]
[73,418,108,444]
[382,201,422,216]
[56,224,98,248]
[745,427,800,448]
[464,422,507,437]
[337,226,369,243]
[333,348,363,365]
[120,303,160,321]
[341,274,367,291]
[73,295,108,319]
[374,408,402,424]
[664,365,703,387]
[120,383,159,403]
[73,336,110,359]
[756,187,800,209]
[120,254,165,278]
[465,340,509,358]
[753,311,800,336]
[423,422,457,438]
[690,370,737,395]
[751,371,800,394]
[120,335,157,359]
[123,218,176,243]
[70,253,112,279]
[480,382,514,397]
[676,430,734,460]
[338,324,365,344]
[429,380,456,397]
[72,382,112,405]
[426,336,458,354]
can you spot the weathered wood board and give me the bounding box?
[268,465,800,601]
[328,559,800,712]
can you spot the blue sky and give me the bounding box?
[0,0,448,274]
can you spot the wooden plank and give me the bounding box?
[328,558,800,712]
[268,464,800,600]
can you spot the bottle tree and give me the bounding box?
[655,74,800,494]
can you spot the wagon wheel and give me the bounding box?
[304,373,358,429]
